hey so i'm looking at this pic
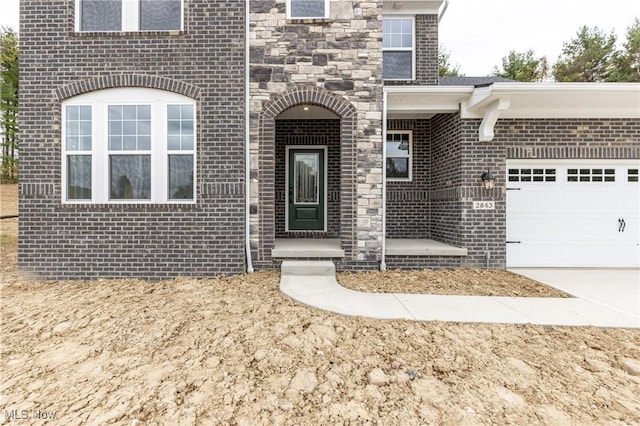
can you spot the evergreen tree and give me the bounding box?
[553,26,617,82]
[439,45,462,77]
[492,50,549,82]
[609,18,640,82]
[1,26,19,183]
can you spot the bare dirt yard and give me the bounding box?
[1,183,640,425]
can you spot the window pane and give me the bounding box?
[167,104,194,151]
[66,106,92,151]
[390,20,402,34]
[181,120,193,135]
[109,105,151,151]
[123,105,138,119]
[167,105,181,120]
[110,155,151,200]
[168,120,181,135]
[168,155,194,200]
[383,19,413,48]
[123,120,137,135]
[81,0,122,31]
[383,51,412,80]
[386,158,409,179]
[108,105,122,120]
[123,135,137,151]
[402,34,412,48]
[140,0,181,31]
[291,0,325,18]
[386,134,410,156]
[80,136,92,151]
[168,136,181,150]
[109,136,122,151]
[68,155,92,200]
[181,135,193,150]
[138,136,151,151]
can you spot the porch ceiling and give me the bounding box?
[382,0,445,15]
[385,86,473,119]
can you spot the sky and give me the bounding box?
[1,0,638,76]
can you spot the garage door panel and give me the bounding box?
[506,160,640,268]
[507,215,636,242]
[507,242,640,268]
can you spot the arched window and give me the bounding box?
[62,88,196,203]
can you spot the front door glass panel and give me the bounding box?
[294,153,319,204]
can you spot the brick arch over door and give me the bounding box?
[55,74,201,101]
[259,86,358,261]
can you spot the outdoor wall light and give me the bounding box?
[481,171,496,190]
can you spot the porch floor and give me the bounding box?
[272,239,345,258]
[386,239,467,256]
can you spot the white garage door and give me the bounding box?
[506,160,640,268]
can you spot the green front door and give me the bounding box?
[288,148,325,231]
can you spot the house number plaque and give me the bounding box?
[472,201,495,210]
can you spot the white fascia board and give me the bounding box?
[383,85,474,94]
[382,0,444,15]
[462,82,640,119]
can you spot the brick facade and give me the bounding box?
[384,14,439,86]
[458,117,640,268]
[19,0,246,279]
[19,1,639,278]
[386,119,431,238]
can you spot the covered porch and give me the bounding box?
[272,238,467,265]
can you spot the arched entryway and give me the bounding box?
[257,87,357,263]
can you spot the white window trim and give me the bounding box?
[62,88,196,204]
[382,16,416,81]
[286,0,330,19]
[386,130,412,182]
[75,0,184,32]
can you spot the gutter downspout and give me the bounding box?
[439,0,449,21]
[380,91,387,271]
[244,0,254,273]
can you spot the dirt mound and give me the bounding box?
[2,184,639,424]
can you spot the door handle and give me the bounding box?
[618,218,626,232]
[289,186,293,204]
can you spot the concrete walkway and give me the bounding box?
[280,261,640,328]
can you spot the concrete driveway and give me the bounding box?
[510,268,640,324]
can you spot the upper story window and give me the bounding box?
[287,0,329,19]
[78,0,183,32]
[62,88,196,204]
[386,131,412,181]
[383,18,415,80]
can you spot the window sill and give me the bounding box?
[72,30,185,37]
[286,18,332,25]
[58,202,198,211]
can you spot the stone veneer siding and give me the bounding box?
[249,1,384,267]
[19,0,246,279]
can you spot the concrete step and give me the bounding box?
[281,260,336,277]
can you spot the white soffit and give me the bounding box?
[382,1,445,15]
[385,86,472,118]
[463,83,640,119]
